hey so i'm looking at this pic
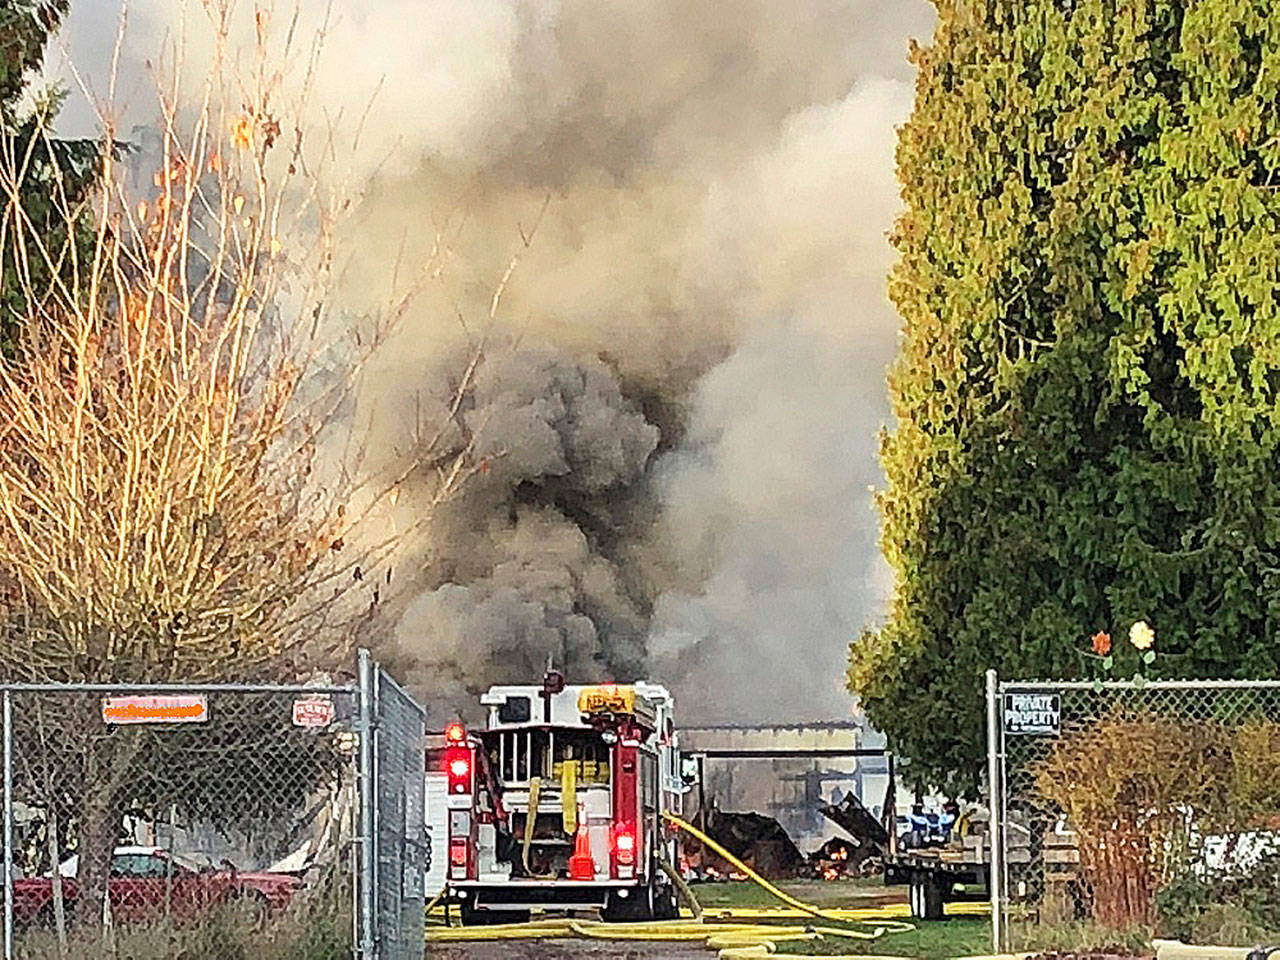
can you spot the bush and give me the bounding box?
[1158,852,1280,945]
[1035,710,1280,931]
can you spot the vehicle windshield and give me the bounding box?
[163,851,209,873]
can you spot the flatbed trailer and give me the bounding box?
[885,847,991,920]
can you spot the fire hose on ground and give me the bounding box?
[424,811,938,956]
[662,812,897,924]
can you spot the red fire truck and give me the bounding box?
[435,672,683,924]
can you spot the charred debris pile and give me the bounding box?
[685,794,890,882]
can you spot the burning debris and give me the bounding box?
[681,792,897,884]
[683,807,806,881]
[804,792,892,880]
[810,837,858,881]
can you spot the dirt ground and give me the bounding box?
[426,941,712,959]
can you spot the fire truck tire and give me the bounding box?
[458,900,530,926]
[601,886,655,922]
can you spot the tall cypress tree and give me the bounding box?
[850,0,1280,794]
[0,1,100,354]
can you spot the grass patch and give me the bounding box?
[16,880,352,960]
[690,877,992,958]
[776,918,991,957]
[692,878,894,910]
[1007,919,1154,956]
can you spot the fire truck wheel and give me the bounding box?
[458,899,530,926]
[601,887,651,922]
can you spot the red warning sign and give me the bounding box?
[292,697,334,728]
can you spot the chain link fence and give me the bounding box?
[989,675,1280,952]
[0,650,428,960]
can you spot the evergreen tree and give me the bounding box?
[850,0,1280,794]
[0,1,100,354]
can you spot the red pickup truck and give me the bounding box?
[14,846,301,926]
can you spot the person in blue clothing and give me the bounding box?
[937,800,960,844]
[906,802,930,849]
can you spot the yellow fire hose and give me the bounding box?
[524,776,542,875]
[661,811,916,929]
[425,810,944,957]
[658,850,704,919]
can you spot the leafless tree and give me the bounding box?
[0,2,487,938]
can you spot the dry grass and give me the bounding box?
[18,882,352,960]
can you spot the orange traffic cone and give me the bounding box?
[568,814,595,880]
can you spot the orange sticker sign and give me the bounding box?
[102,695,208,725]
[292,697,334,728]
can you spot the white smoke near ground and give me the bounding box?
[54,0,933,722]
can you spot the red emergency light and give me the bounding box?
[449,840,468,866]
[613,824,636,867]
[445,745,473,794]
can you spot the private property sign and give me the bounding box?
[1003,692,1060,735]
[102,695,208,725]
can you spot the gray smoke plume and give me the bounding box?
[385,345,660,707]
[56,0,934,722]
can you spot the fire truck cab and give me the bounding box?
[438,674,682,924]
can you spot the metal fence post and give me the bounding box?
[985,669,1003,954]
[357,649,377,959]
[3,689,11,960]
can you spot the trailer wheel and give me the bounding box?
[909,872,947,921]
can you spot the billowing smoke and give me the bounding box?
[386,346,660,706]
[55,0,933,722]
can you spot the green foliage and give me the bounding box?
[1157,855,1280,945]
[850,0,1280,794]
[0,1,102,355]
[1154,871,1212,943]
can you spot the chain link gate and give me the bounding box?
[0,650,430,960]
[988,672,1280,953]
[357,652,428,960]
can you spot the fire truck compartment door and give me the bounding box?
[425,773,449,893]
[582,790,612,880]
[477,823,508,880]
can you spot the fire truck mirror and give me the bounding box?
[498,696,531,724]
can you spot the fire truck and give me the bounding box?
[433,672,683,924]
